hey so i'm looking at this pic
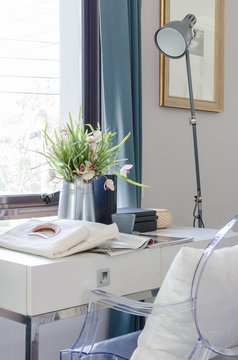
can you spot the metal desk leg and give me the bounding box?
[25,316,39,360]
[0,288,158,360]
[24,305,89,360]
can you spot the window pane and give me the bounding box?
[0,0,59,195]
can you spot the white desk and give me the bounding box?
[0,226,236,359]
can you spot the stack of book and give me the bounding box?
[117,207,158,232]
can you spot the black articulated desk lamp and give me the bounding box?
[154,14,205,228]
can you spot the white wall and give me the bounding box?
[141,0,238,229]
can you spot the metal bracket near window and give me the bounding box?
[41,191,60,205]
[0,192,59,220]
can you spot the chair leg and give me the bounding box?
[188,340,212,360]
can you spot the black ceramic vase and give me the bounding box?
[93,174,117,224]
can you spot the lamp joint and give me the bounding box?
[194,195,202,203]
[190,116,197,125]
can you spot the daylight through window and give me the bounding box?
[0,0,60,196]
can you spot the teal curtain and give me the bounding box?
[99,0,142,207]
[109,308,145,338]
[99,0,143,337]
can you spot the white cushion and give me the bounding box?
[131,244,238,360]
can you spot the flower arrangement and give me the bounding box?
[40,111,147,191]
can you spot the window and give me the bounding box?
[0,0,83,219]
[0,0,100,221]
[0,0,60,196]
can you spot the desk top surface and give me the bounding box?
[0,225,219,266]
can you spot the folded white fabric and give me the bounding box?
[0,218,120,258]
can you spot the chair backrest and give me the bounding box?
[191,215,238,357]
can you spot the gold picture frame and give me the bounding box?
[159,0,225,112]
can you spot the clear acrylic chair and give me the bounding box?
[60,215,238,360]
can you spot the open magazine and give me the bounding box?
[91,232,194,256]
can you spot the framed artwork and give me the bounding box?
[159,0,225,112]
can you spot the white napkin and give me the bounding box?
[0,218,120,258]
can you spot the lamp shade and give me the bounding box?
[155,14,196,59]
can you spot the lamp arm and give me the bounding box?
[185,51,204,228]
[186,51,196,119]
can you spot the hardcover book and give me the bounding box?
[134,220,157,233]
[135,215,158,223]
[117,207,157,218]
